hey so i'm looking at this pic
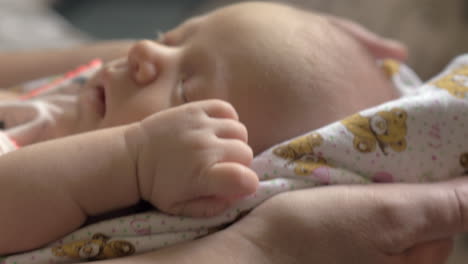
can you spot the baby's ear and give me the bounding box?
[326,15,408,61]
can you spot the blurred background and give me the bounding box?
[0,0,467,79]
[0,0,467,262]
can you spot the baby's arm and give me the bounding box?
[0,99,258,255]
[0,125,137,255]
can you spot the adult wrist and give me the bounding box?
[179,228,270,264]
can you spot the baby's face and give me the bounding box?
[76,2,396,154]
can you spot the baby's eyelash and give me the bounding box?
[155,30,166,43]
[178,79,189,103]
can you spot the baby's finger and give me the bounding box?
[196,99,239,120]
[198,162,259,200]
[217,139,253,166]
[212,119,248,143]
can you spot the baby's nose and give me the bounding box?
[128,40,159,85]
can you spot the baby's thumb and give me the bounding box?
[200,162,259,200]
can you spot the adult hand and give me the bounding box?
[227,179,468,264]
[91,179,468,264]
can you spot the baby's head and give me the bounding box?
[78,2,404,154]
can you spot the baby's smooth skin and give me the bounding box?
[0,1,403,255]
[73,2,398,154]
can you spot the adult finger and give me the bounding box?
[359,179,468,254]
[326,15,408,61]
[400,238,454,264]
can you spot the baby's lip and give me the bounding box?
[93,83,106,118]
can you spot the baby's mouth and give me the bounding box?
[95,84,106,117]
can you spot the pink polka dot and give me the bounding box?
[454,116,459,121]
[432,155,437,161]
[332,144,337,148]
[376,153,381,158]
[131,219,151,235]
[371,160,375,165]
[31,256,36,260]
[161,220,166,225]
[311,167,330,185]
[346,149,351,154]
[373,172,394,183]
[112,228,116,233]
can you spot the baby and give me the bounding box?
[0,1,408,257]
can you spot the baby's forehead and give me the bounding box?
[208,3,309,34]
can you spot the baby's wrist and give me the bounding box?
[123,122,153,201]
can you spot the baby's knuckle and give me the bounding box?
[235,122,249,139]
[188,133,218,153]
[225,119,245,131]
[208,98,232,108]
[241,142,254,158]
[232,140,254,162]
[210,100,237,116]
[183,103,203,117]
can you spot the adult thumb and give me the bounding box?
[370,178,468,254]
[402,238,454,264]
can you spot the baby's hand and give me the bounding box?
[126,99,259,217]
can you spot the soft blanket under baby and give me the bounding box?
[3,55,468,264]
